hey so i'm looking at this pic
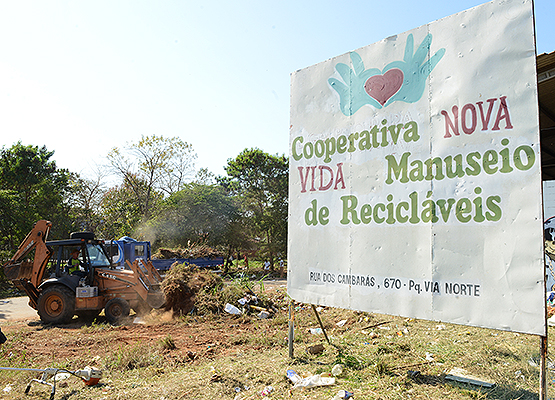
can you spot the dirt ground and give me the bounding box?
[5,315,276,366]
[1,279,289,367]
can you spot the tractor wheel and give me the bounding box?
[105,298,130,324]
[38,285,76,324]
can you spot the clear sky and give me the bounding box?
[0,0,553,179]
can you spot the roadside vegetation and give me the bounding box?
[0,281,548,399]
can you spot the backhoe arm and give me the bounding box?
[3,220,53,304]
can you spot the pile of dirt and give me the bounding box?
[153,244,222,260]
[161,263,223,316]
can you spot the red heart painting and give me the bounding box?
[364,68,404,106]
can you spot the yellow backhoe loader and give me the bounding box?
[3,220,165,324]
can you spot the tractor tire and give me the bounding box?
[38,285,76,324]
[105,298,130,324]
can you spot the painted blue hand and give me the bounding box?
[328,52,382,116]
[385,33,445,106]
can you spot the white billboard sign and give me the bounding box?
[288,0,545,335]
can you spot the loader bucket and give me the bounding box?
[146,290,166,309]
[4,261,33,281]
[126,259,166,309]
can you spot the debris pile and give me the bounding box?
[162,264,223,316]
[224,291,279,318]
[161,263,282,318]
[153,244,222,260]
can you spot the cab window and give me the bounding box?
[87,244,110,267]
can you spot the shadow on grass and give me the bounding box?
[408,372,539,399]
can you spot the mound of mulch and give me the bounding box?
[161,263,223,316]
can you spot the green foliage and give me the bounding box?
[147,182,241,248]
[107,135,196,224]
[98,180,149,239]
[67,171,107,233]
[0,140,290,280]
[0,142,73,251]
[219,148,288,264]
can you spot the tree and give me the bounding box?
[67,169,108,233]
[97,179,150,240]
[219,148,288,266]
[107,135,196,222]
[0,142,73,249]
[144,183,241,250]
[194,168,216,185]
[0,189,20,255]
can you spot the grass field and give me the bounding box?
[0,268,551,400]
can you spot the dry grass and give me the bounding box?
[0,284,551,399]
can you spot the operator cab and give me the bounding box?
[44,232,113,287]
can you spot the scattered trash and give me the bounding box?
[259,310,270,319]
[287,369,335,389]
[2,384,11,393]
[238,294,259,310]
[294,374,335,389]
[528,358,539,367]
[369,331,379,339]
[436,324,446,330]
[316,306,324,312]
[336,319,348,327]
[260,385,274,396]
[287,369,302,385]
[224,303,242,315]
[309,328,323,335]
[234,386,242,393]
[425,352,434,362]
[307,344,325,355]
[331,364,344,376]
[445,367,495,388]
[133,317,146,324]
[332,389,354,399]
